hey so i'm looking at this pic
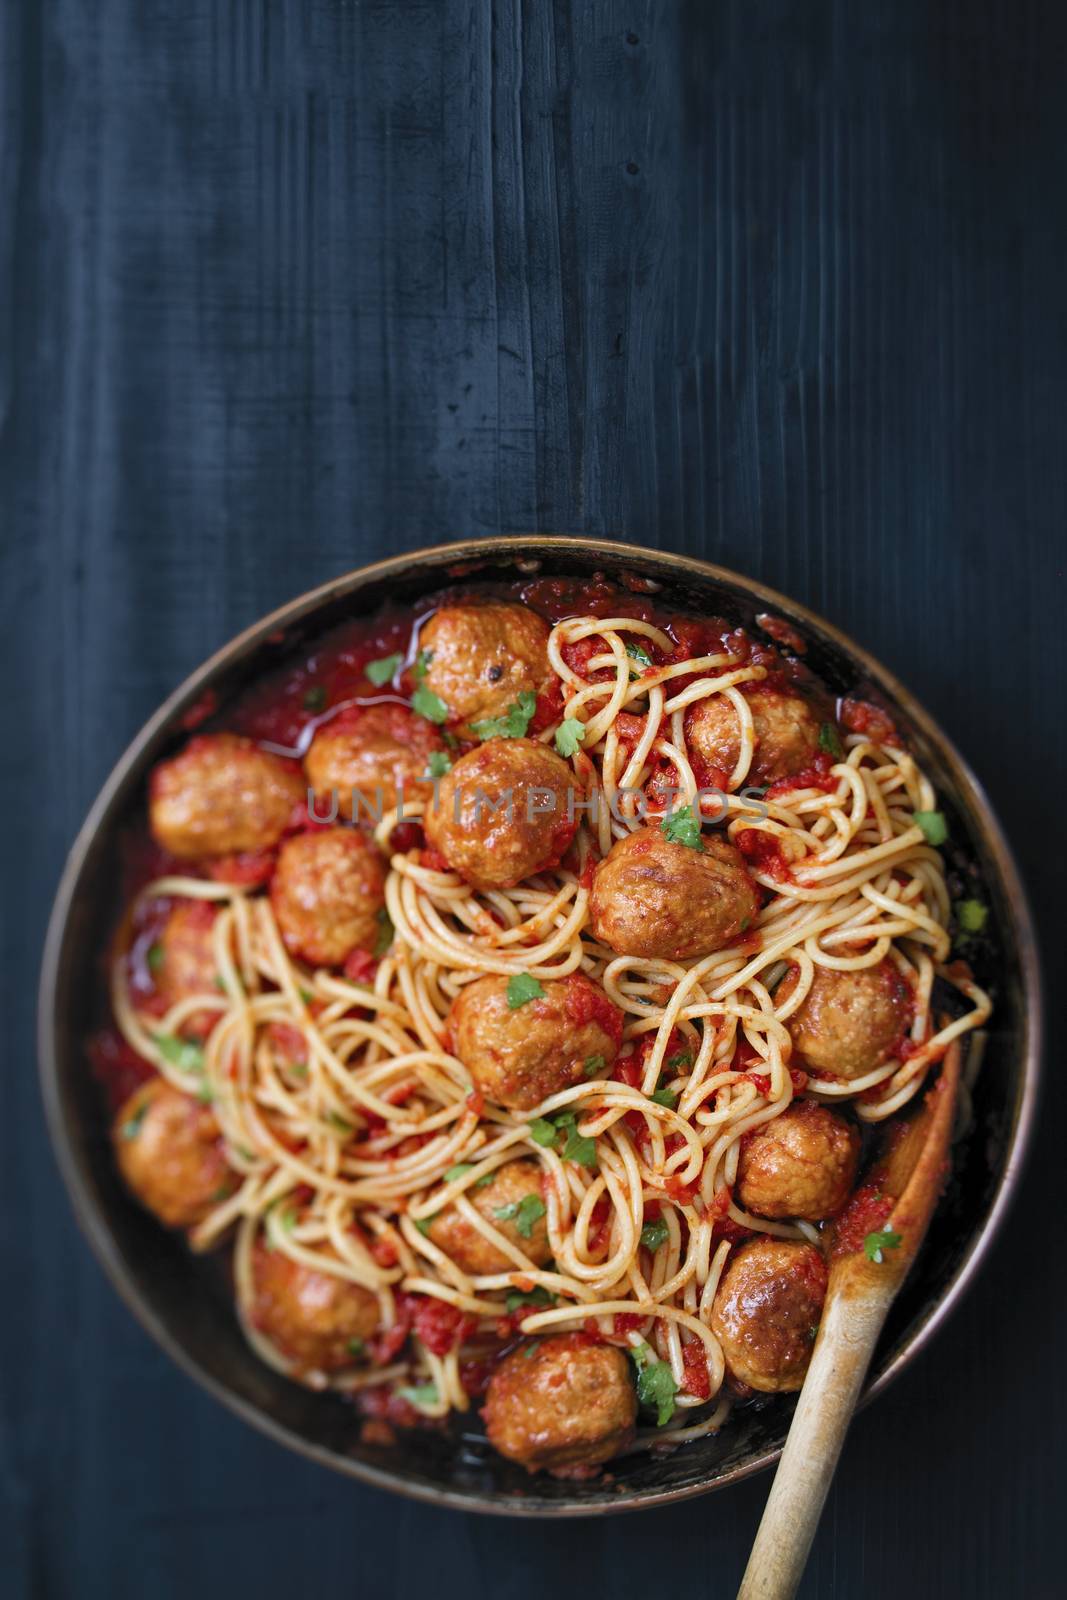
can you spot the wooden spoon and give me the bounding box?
[737,1041,962,1600]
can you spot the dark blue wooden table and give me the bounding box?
[4,2,1064,1595]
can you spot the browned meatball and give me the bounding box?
[709,1238,828,1393]
[270,827,386,967]
[418,602,552,737]
[450,972,623,1111]
[149,733,305,858]
[483,1334,637,1473]
[687,685,823,785]
[736,1101,860,1221]
[590,827,759,961]
[779,960,912,1080]
[249,1240,380,1373]
[151,899,226,1039]
[424,738,577,891]
[113,1077,235,1230]
[304,703,445,822]
[428,1160,551,1273]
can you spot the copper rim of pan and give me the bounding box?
[38,536,1042,1516]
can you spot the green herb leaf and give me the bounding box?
[396,1383,438,1410]
[649,1086,679,1110]
[955,898,988,934]
[913,810,948,847]
[625,640,653,672]
[528,1118,558,1147]
[303,684,328,711]
[373,907,395,958]
[640,1218,669,1252]
[505,1285,556,1313]
[425,749,451,779]
[413,1215,437,1237]
[470,690,538,741]
[414,649,433,680]
[632,1352,678,1426]
[325,1111,353,1133]
[443,1163,474,1183]
[473,1172,496,1188]
[660,805,704,851]
[120,1101,149,1140]
[507,973,545,1009]
[554,718,586,758]
[153,1033,206,1075]
[346,1338,365,1359]
[278,1208,298,1234]
[561,1127,598,1169]
[583,1054,605,1077]
[146,942,164,973]
[666,1050,693,1070]
[412,684,449,724]
[818,721,845,758]
[365,652,401,687]
[522,1340,541,1359]
[493,1194,547,1239]
[863,1228,903,1264]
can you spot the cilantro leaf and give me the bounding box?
[412,684,449,724]
[649,1086,679,1109]
[913,811,948,847]
[325,1111,353,1133]
[666,1050,693,1070]
[396,1383,438,1410]
[414,649,433,680]
[346,1338,365,1358]
[528,1118,558,1147]
[443,1163,474,1182]
[629,1345,678,1426]
[583,1053,605,1077]
[505,1285,556,1313]
[153,1034,205,1074]
[507,973,545,1009]
[864,1228,903,1264]
[955,898,988,934]
[365,652,401,687]
[625,640,653,673]
[560,1127,598,1169]
[640,1217,669,1252]
[425,749,451,779]
[413,1215,437,1237]
[818,721,844,758]
[470,690,537,741]
[660,805,704,851]
[493,1194,547,1239]
[554,718,586,758]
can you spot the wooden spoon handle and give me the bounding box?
[736,1280,893,1600]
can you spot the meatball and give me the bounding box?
[151,899,221,1039]
[424,738,577,891]
[590,827,759,961]
[418,601,552,737]
[249,1240,380,1373]
[709,1237,828,1393]
[450,972,623,1111]
[736,1101,860,1221]
[305,703,445,822]
[779,960,911,1079]
[150,733,305,858]
[270,828,386,967]
[686,685,823,786]
[428,1159,552,1273]
[483,1334,637,1473]
[113,1077,235,1230]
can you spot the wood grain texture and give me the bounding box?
[2,2,1064,1596]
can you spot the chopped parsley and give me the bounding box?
[528,1109,598,1168]
[302,684,328,711]
[372,907,395,958]
[528,1118,558,1147]
[649,1086,679,1110]
[583,1053,605,1077]
[425,749,452,779]
[470,690,537,741]
[473,1172,496,1188]
[413,1215,437,1237]
[666,1050,693,1070]
[913,811,948,847]
[492,1194,546,1239]
[153,1033,205,1075]
[415,648,433,679]
[522,1340,541,1359]
[639,1218,669,1253]
[443,1163,474,1182]
[625,640,653,673]
[629,1341,678,1426]
[506,972,545,1009]
[365,652,402,687]
[660,805,704,851]
[346,1338,365,1359]
[864,1228,902,1264]
[955,898,988,935]
[554,718,586,758]
[325,1111,353,1134]
[396,1383,438,1411]
[818,721,844,758]
[146,942,164,973]
[298,986,314,1005]
[120,1101,149,1140]
[412,684,449,724]
[505,1285,556,1313]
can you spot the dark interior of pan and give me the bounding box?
[40,539,1036,1515]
